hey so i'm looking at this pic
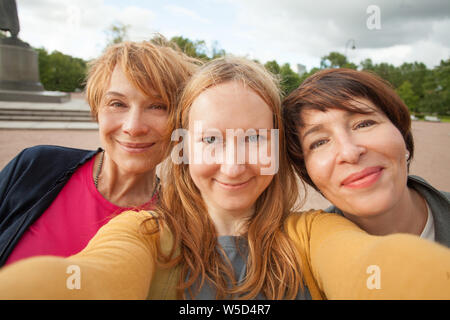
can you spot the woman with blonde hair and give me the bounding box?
[0,39,199,267]
[0,56,449,300]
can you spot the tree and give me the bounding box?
[264,60,281,75]
[210,40,226,59]
[170,36,208,60]
[279,63,301,96]
[420,58,450,115]
[105,22,130,48]
[396,81,419,113]
[320,51,357,69]
[36,48,87,92]
[263,60,301,96]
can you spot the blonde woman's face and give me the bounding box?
[97,65,169,174]
[187,81,275,215]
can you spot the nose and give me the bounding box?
[335,133,366,164]
[122,108,149,136]
[220,163,246,178]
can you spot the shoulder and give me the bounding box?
[89,210,160,248]
[408,175,450,201]
[107,210,158,232]
[20,145,97,162]
[285,210,361,242]
[14,145,99,173]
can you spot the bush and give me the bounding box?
[36,48,87,92]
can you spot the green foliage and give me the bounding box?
[320,52,357,69]
[396,81,419,113]
[263,60,301,96]
[36,48,87,92]
[360,57,450,115]
[32,29,450,116]
[169,36,225,61]
[105,22,130,48]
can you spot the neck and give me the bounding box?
[94,152,157,208]
[206,203,254,237]
[344,187,428,236]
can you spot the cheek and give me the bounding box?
[97,113,120,143]
[370,125,407,167]
[304,153,334,189]
[150,114,169,136]
[188,163,217,190]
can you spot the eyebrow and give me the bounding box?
[301,124,324,141]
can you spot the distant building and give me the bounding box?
[296,63,306,76]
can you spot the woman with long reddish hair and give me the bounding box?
[283,68,450,246]
[0,58,449,300]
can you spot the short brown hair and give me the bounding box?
[282,68,414,190]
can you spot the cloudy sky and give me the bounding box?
[15,0,450,72]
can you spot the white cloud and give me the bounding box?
[224,0,450,69]
[164,4,210,24]
[16,0,156,60]
[13,0,450,70]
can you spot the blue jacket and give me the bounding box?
[325,175,450,247]
[0,145,100,267]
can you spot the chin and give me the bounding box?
[219,200,253,213]
[342,196,396,217]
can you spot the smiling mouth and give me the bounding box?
[214,178,253,190]
[117,141,156,153]
[341,166,384,189]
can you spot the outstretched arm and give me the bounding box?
[0,210,158,299]
[287,210,450,299]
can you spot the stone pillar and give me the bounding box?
[0,42,44,91]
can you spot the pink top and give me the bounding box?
[5,156,157,266]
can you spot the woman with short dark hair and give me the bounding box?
[283,68,450,245]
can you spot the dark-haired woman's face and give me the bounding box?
[298,98,409,217]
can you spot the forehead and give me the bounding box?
[189,81,274,130]
[300,98,383,125]
[105,65,160,99]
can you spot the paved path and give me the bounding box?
[0,121,449,210]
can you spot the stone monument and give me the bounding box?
[0,0,70,102]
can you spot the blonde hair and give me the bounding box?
[85,38,200,126]
[153,56,303,299]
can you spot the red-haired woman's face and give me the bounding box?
[187,81,275,219]
[298,99,409,217]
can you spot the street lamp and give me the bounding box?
[345,39,356,57]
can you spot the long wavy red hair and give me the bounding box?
[150,56,303,299]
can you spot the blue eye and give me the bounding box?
[246,135,260,143]
[203,136,218,144]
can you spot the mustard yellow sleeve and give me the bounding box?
[0,210,159,299]
[286,210,450,299]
